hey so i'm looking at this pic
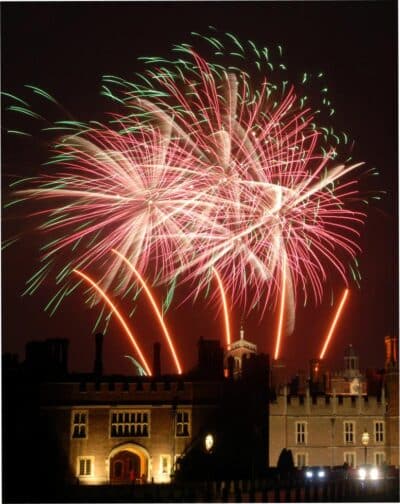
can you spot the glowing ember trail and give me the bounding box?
[73,268,152,376]
[319,288,350,360]
[112,249,183,375]
[274,255,287,361]
[212,267,232,347]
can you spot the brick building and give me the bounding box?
[2,328,397,499]
[3,331,269,492]
[269,336,399,469]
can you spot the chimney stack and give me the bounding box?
[385,335,398,370]
[94,333,104,376]
[60,339,69,374]
[153,342,161,377]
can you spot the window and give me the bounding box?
[374,421,384,443]
[110,410,150,437]
[77,457,94,477]
[295,422,307,444]
[72,410,88,439]
[296,453,308,468]
[174,454,182,472]
[176,410,190,437]
[375,452,386,466]
[344,421,355,444]
[160,455,171,475]
[344,452,356,467]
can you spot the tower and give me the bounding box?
[384,336,399,466]
[343,344,360,379]
[224,326,257,379]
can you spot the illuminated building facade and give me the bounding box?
[3,331,269,491]
[42,376,224,484]
[3,330,397,499]
[269,338,399,469]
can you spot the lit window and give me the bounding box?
[344,452,356,467]
[375,452,386,466]
[374,421,384,443]
[77,456,94,477]
[176,410,190,437]
[296,453,308,468]
[110,410,150,437]
[344,422,355,444]
[71,410,88,439]
[296,422,307,444]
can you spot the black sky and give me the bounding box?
[2,1,398,376]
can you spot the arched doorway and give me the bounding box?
[109,443,149,484]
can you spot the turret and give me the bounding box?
[224,326,257,379]
[343,344,359,378]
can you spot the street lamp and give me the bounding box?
[361,429,370,465]
[204,433,215,453]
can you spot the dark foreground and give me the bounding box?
[5,477,399,503]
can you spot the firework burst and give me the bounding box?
[4,31,368,342]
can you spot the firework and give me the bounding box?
[273,254,288,361]
[212,267,232,347]
[5,31,367,356]
[319,288,350,360]
[73,268,152,375]
[113,249,183,374]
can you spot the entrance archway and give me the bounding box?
[109,443,150,484]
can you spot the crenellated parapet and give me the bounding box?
[40,377,227,407]
[270,390,386,416]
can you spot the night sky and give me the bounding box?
[2,1,398,377]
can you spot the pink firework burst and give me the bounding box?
[9,35,366,324]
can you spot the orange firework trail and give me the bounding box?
[73,268,152,376]
[212,267,232,347]
[112,249,183,375]
[319,289,350,360]
[274,255,287,361]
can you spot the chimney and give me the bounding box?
[385,335,398,370]
[197,338,223,378]
[94,333,104,376]
[310,358,321,382]
[153,342,161,377]
[60,339,69,374]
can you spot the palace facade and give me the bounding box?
[269,336,399,469]
[3,332,269,490]
[2,328,398,495]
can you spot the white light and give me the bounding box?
[370,467,379,480]
[318,470,325,478]
[204,434,214,452]
[305,470,313,478]
[358,468,367,480]
[361,430,370,446]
